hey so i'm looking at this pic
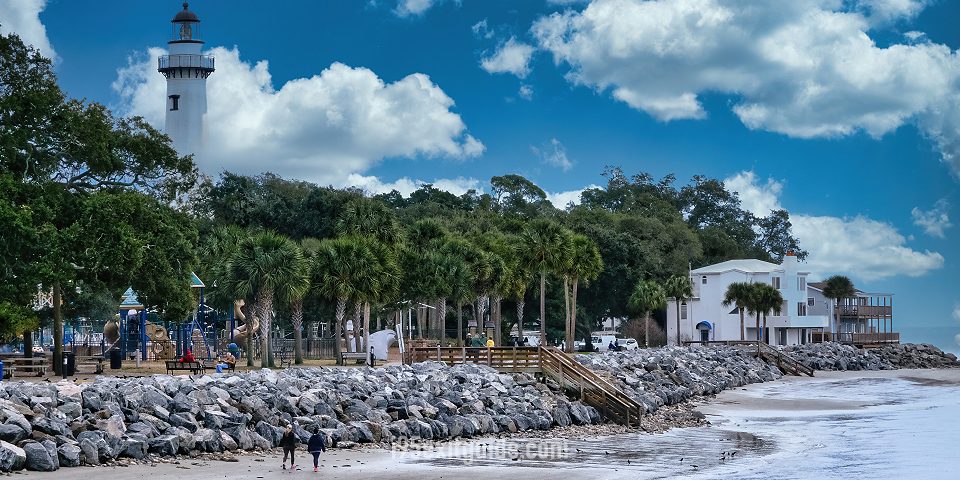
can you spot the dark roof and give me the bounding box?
[808,281,864,294]
[173,3,200,22]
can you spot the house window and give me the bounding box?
[807,297,815,307]
[798,276,806,291]
[169,94,180,111]
[771,276,781,289]
[797,302,807,316]
[701,275,707,285]
[680,303,688,320]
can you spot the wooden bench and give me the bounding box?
[165,361,206,375]
[340,351,376,366]
[10,357,47,377]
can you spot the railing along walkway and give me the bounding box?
[408,346,644,427]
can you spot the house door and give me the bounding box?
[778,328,787,346]
[699,329,709,343]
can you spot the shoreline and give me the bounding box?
[17,367,960,479]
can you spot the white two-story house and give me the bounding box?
[666,252,830,346]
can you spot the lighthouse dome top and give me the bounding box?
[172,3,200,23]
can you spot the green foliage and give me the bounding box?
[822,275,856,301]
[628,280,667,316]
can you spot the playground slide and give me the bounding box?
[232,299,259,347]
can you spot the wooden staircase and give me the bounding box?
[408,345,644,427]
[538,346,644,427]
[754,341,814,377]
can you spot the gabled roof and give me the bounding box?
[119,287,144,309]
[691,259,781,275]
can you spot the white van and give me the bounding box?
[590,333,638,352]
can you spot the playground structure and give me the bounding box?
[231,299,258,350]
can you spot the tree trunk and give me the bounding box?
[258,294,271,369]
[493,295,502,347]
[437,298,447,339]
[53,281,63,375]
[334,297,345,365]
[244,303,254,367]
[456,303,464,347]
[23,330,33,359]
[571,278,580,352]
[645,311,651,348]
[517,299,525,335]
[675,299,682,346]
[739,306,745,341]
[563,275,572,353]
[756,312,761,342]
[292,298,304,364]
[353,302,362,352]
[763,314,768,344]
[363,302,372,365]
[539,271,546,346]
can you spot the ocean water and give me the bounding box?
[411,370,960,479]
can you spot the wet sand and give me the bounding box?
[19,368,960,480]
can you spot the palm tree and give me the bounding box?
[223,231,308,368]
[520,219,572,346]
[356,239,399,364]
[313,237,377,364]
[335,197,402,245]
[563,234,603,353]
[289,238,322,364]
[751,283,784,343]
[822,275,855,339]
[664,275,693,346]
[628,280,667,348]
[722,282,753,341]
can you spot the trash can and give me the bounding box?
[64,352,76,376]
[109,349,122,369]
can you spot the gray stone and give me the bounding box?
[0,423,27,443]
[78,438,99,465]
[121,435,148,459]
[57,444,81,467]
[0,440,26,472]
[23,442,57,471]
[148,434,179,456]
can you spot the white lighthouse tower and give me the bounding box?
[158,3,214,157]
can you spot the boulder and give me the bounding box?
[0,440,26,472]
[148,435,179,456]
[23,442,57,471]
[57,444,81,467]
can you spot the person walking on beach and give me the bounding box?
[281,424,298,471]
[307,427,327,472]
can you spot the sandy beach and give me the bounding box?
[16,368,960,480]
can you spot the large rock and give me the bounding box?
[0,423,27,443]
[0,440,26,472]
[148,435,180,456]
[57,444,81,468]
[23,442,57,471]
[78,438,99,465]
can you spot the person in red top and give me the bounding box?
[180,348,195,363]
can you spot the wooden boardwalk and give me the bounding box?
[408,346,644,427]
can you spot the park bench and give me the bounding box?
[165,360,206,375]
[340,351,377,366]
[10,357,47,377]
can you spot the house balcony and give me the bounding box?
[764,314,829,329]
[835,305,892,319]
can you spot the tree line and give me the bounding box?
[0,31,808,369]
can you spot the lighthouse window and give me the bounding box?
[169,95,180,111]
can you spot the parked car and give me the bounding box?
[31,345,45,355]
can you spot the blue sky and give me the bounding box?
[2,0,959,352]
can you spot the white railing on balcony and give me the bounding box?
[158,54,215,70]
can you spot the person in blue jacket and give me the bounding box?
[307,426,327,472]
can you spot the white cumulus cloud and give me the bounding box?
[953,304,960,322]
[547,184,599,209]
[481,37,536,78]
[0,0,56,60]
[113,46,483,186]
[344,174,481,197]
[395,0,441,17]
[725,171,944,281]
[911,199,952,238]
[532,0,960,175]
